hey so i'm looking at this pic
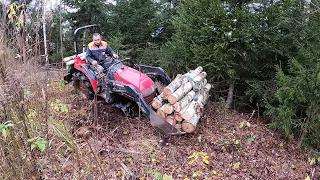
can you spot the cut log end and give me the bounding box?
[157,109,166,119]
[173,102,181,112]
[174,112,183,122]
[163,104,174,114]
[182,122,196,133]
[165,115,176,126]
[168,95,178,105]
[163,88,172,97]
[181,112,193,121]
[152,100,162,110]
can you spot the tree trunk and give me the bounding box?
[151,92,164,109]
[225,80,235,109]
[168,72,207,104]
[163,74,183,97]
[173,90,196,112]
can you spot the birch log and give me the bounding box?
[181,83,212,120]
[182,114,200,133]
[163,74,183,97]
[181,83,212,132]
[163,103,174,114]
[182,66,203,83]
[165,115,176,126]
[168,72,207,104]
[163,66,203,97]
[174,104,189,122]
[175,123,182,130]
[173,90,196,112]
[151,92,164,109]
[156,105,166,119]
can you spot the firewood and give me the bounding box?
[180,100,200,121]
[175,123,182,130]
[165,115,176,126]
[163,74,183,97]
[163,103,174,114]
[63,52,86,62]
[182,66,203,83]
[174,105,188,122]
[174,90,196,112]
[168,72,207,104]
[181,83,212,133]
[174,111,183,122]
[156,105,166,119]
[181,83,212,120]
[182,114,200,133]
[151,92,164,109]
[163,66,203,97]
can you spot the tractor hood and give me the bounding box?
[113,65,155,97]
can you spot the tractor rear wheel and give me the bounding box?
[72,72,94,100]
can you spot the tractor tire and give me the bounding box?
[72,72,94,100]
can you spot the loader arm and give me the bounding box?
[134,65,171,86]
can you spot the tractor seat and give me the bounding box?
[89,64,104,74]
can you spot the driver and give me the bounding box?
[86,33,119,70]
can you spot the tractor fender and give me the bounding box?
[74,63,98,93]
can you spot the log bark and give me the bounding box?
[151,92,164,109]
[156,105,166,119]
[181,83,212,132]
[63,52,86,62]
[180,100,201,121]
[182,66,203,83]
[168,72,207,104]
[163,103,174,114]
[168,82,193,104]
[163,74,183,97]
[174,90,196,112]
[181,83,212,120]
[225,80,235,109]
[165,115,176,126]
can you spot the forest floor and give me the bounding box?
[19,68,320,180]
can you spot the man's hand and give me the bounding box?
[92,60,98,66]
[113,53,119,59]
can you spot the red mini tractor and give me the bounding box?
[63,25,183,135]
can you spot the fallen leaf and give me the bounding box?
[239,122,244,128]
[246,122,251,127]
[233,162,240,169]
[279,143,284,148]
[305,175,311,180]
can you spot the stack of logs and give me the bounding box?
[151,66,212,133]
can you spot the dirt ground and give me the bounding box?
[40,76,320,180]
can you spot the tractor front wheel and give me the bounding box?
[72,72,94,100]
